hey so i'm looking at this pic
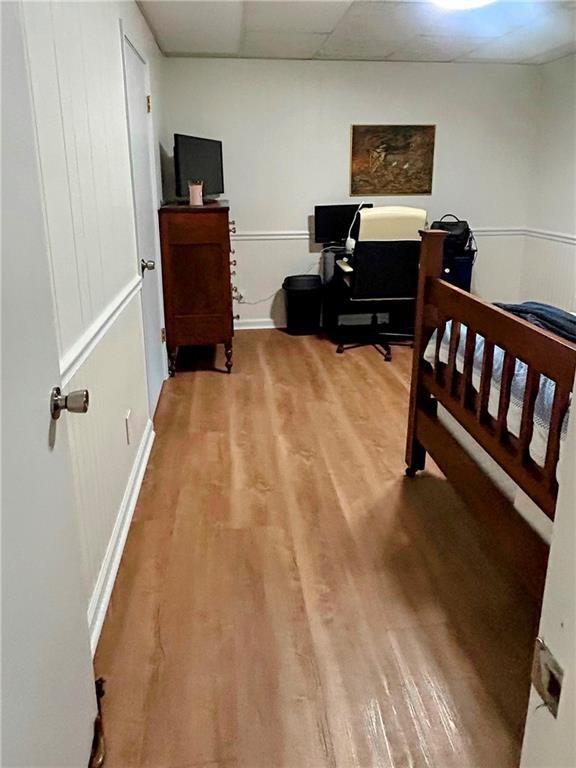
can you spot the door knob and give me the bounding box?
[141,259,156,272]
[50,387,89,420]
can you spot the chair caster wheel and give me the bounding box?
[405,467,417,478]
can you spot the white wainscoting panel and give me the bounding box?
[232,236,322,327]
[60,275,142,385]
[521,234,576,311]
[23,1,162,636]
[66,295,150,641]
[23,1,140,361]
[231,228,576,329]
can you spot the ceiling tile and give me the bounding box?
[244,1,352,33]
[422,1,551,40]
[139,0,243,55]
[241,30,328,58]
[139,0,576,63]
[386,34,488,62]
[460,10,576,63]
[525,41,576,64]
[315,34,398,59]
[332,1,441,42]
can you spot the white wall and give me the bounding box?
[521,54,576,311]
[521,403,576,768]
[521,54,576,768]
[22,0,162,650]
[160,58,540,324]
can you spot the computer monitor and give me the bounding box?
[174,134,224,198]
[314,203,373,244]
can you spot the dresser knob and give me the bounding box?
[230,249,236,255]
[230,259,237,267]
[229,226,237,234]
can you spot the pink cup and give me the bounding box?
[188,181,203,206]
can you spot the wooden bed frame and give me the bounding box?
[405,230,576,599]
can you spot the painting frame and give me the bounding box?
[350,124,436,197]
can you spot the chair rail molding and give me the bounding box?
[231,227,576,245]
[60,275,143,386]
[232,231,310,242]
[522,229,576,246]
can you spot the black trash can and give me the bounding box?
[282,274,323,335]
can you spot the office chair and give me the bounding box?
[332,206,426,360]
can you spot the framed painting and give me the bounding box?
[350,125,436,196]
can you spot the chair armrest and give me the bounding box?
[336,259,354,274]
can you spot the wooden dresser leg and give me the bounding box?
[224,341,233,374]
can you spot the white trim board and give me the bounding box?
[60,275,142,386]
[233,231,310,242]
[523,229,576,246]
[87,417,155,655]
[234,318,283,330]
[231,227,576,245]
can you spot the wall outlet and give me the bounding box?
[124,409,132,446]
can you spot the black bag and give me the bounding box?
[431,214,477,292]
[430,214,474,252]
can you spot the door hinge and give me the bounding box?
[161,327,166,343]
[146,95,151,113]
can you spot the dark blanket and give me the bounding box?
[495,301,576,343]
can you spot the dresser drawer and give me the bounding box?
[162,211,230,246]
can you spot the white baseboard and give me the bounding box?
[234,318,285,330]
[87,418,155,655]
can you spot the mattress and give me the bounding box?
[424,322,570,467]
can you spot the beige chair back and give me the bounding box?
[358,206,427,242]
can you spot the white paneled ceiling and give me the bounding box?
[139,0,576,64]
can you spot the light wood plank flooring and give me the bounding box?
[95,330,538,768]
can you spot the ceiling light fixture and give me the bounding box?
[432,0,497,10]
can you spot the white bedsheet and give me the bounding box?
[424,322,570,467]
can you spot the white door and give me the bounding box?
[123,35,166,416]
[1,3,97,765]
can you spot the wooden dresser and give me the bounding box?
[159,203,235,375]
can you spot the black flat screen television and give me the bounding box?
[314,203,373,244]
[174,134,224,198]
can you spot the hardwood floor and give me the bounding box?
[95,330,539,768]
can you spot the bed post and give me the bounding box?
[405,229,447,476]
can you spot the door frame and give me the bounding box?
[119,22,168,410]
